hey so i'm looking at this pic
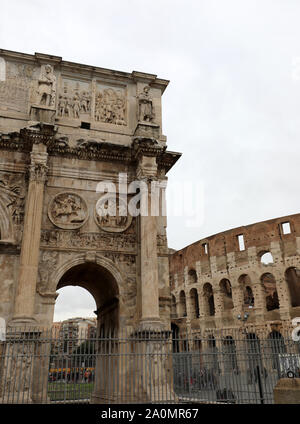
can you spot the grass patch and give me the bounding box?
[48,382,94,401]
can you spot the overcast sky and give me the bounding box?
[2,0,300,320]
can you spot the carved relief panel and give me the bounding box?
[94,83,127,126]
[57,78,91,120]
[95,194,132,233]
[0,172,26,242]
[48,192,88,229]
[40,230,136,253]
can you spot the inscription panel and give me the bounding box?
[0,61,37,113]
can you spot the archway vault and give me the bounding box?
[52,254,125,329]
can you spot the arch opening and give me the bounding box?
[179,290,187,317]
[260,251,274,265]
[219,279,234,311]
[261,273,279,311]
[239,275,255,308]
[188,269,197,285]
[189,288,200,318]
[56,262,120,332]
[223,336,238,372]
[203,283,215,316]
[285,267,300,308]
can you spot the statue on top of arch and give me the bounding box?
[36,64,56,108]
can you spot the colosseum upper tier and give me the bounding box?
[169,213,300,335]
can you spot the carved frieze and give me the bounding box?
[57,78,91,120]
[37,250,59,294]
[40,230,136,253]
[48,192,88,229]
[0,173,26,225]
[95,84,126,125]
[95,195,132,233]
[103,252,136,273]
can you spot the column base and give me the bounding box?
[137,317,166,332]
[7,316,38,329]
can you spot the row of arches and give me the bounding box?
[172,267,300,319]
[172,325,291,372]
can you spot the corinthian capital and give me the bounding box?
[29,163,48,182]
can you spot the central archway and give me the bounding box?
[57,262,120,331]
[49,257,124,404]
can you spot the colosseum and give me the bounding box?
[169,214,300,340]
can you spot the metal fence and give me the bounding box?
[0,326,299,404]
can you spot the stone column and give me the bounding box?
[133,137,163,329]
[251,272,267,321]
[232,284,244,317]
[214,288,224,328]
[276,273,291,321]
[140,179,160,325]
[198,288,207,319]
[11,143,48,325]
[131,132,177,403]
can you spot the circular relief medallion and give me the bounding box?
[48,192,88,229]
[94,194,132,233]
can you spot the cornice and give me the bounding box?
[0,128,181,173]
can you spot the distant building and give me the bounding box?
[51,317,97,362]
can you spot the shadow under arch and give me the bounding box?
[54,256,123,332]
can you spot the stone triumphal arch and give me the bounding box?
[0,49,181,402]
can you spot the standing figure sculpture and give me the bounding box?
[138,85,155,122]
[37,64,56,107]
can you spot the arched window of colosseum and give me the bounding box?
[260,252,274,265]
[206,335,220,371]
[285,267,300,308]
[244,286,255,307]
[261,273,279,311]
[246,333,262,371]
[268,331,286,370]
[189,288,200,318]
[223,336,238,372]
[239,274,255,308]
[188,269,197,285]
[246,333,264,375]
[179,290,187,317]
[219,279,234,310]
[171,295,177,318]
[171,323,179,353]
[203,283,215,316]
